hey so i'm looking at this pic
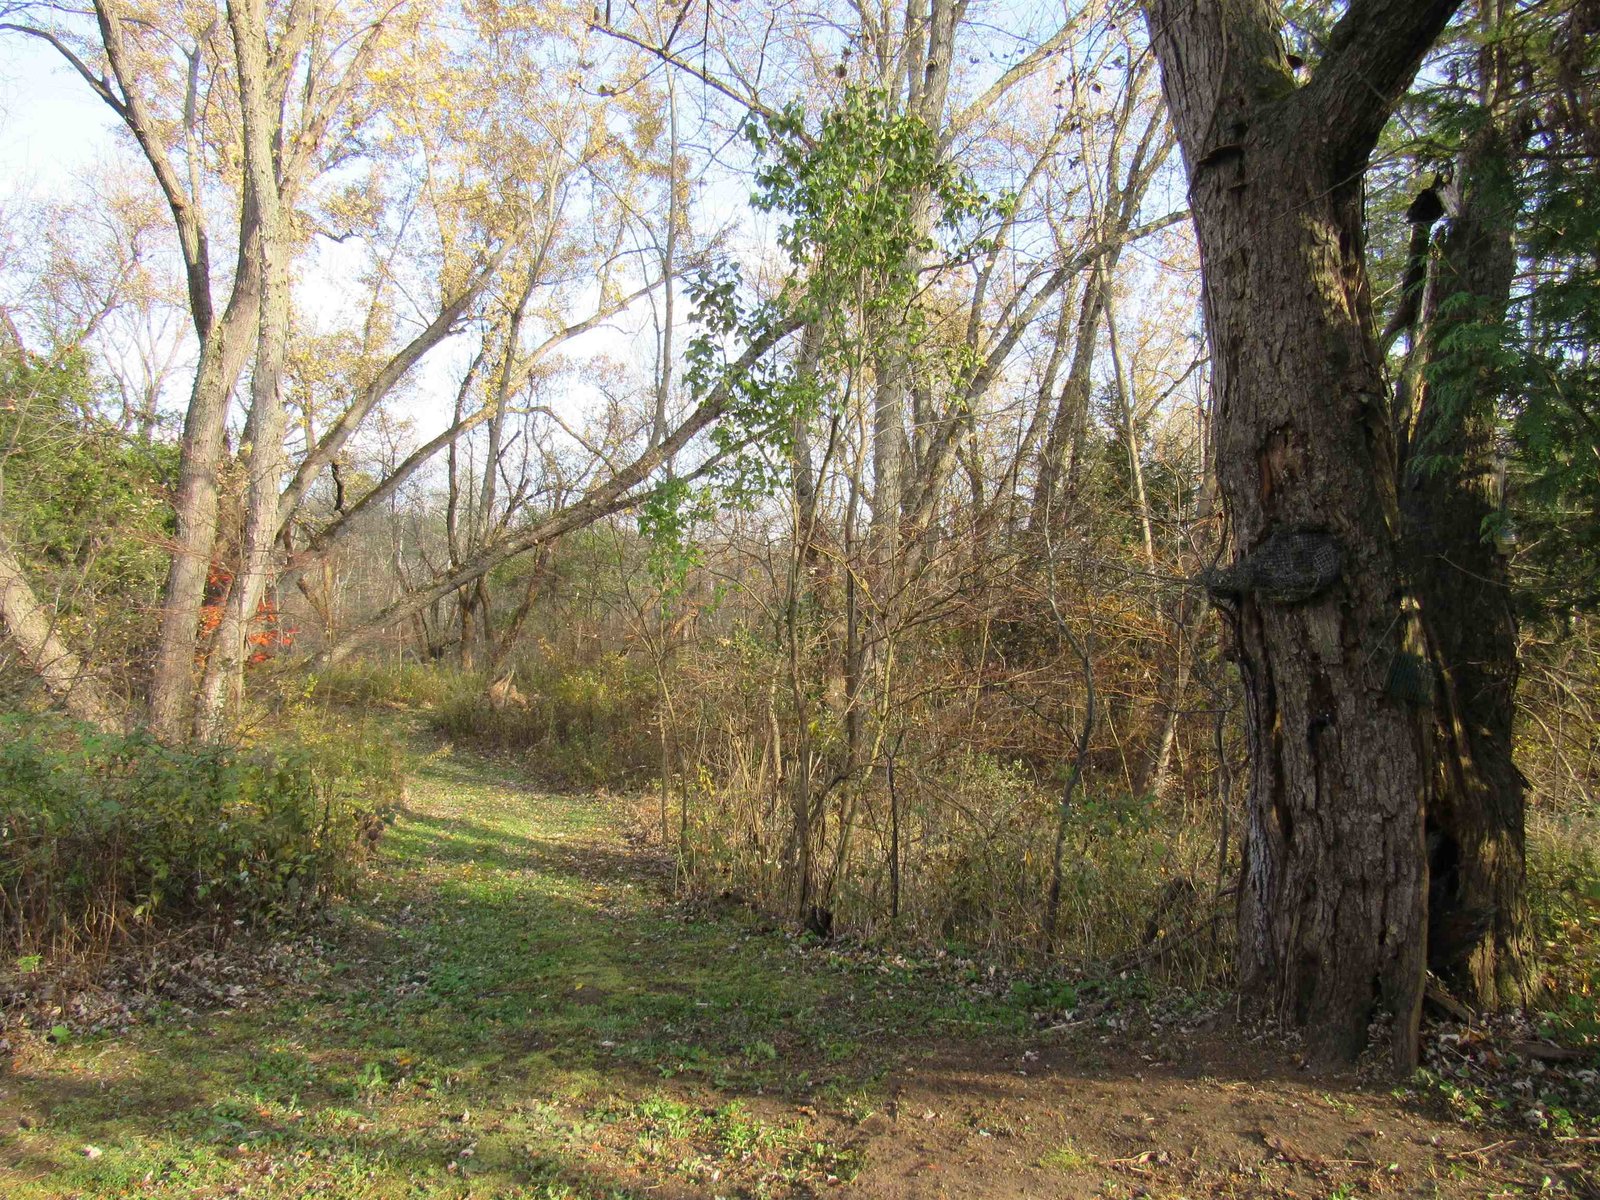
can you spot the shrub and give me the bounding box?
[0,714,405,960]
[0,349,175,702]
[674,740,1225,982]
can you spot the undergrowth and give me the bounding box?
[308,661,461,710]
[425,654,658,788]
[0,711,404,965]
[1528,807,1600,1043]
[666,753,1229,987]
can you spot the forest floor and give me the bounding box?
[2,738,1595,1199]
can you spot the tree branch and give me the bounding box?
[273,238,520,534]
[306,312,804,664]
[1301,0,1464,175]
[590,19,807,144]
[279,272,661,547]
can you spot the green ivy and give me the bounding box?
[644,87,998,567]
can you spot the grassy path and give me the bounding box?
[0,743,1569,1198]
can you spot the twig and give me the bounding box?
[1447,1139,1517,1160]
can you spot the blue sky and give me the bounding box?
[0,36,120,196]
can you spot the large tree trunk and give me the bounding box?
[146,329,246,741]
[1144,0,1463,1066]
[1399,4,1530,1004]
[192,0,293,741]
[91,0,269,743]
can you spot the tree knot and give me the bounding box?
[1203,528,1343,604]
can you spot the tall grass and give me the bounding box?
[427,653,659,788]
[308,661,462,710]
[1528,807,1600,1039]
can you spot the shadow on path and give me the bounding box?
[0,747,1564,1199]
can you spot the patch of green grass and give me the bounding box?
[1320,1091,1359,1119]
[0,741,1051,1197]
[1038,1140,1092,1171]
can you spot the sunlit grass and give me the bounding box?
[0,739,1027,1198]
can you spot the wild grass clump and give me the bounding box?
[0,713,405,963]
[308,661,460,709]
[428,653,658,788]
[1528,806,1600,1042]
[675,745,1227,983]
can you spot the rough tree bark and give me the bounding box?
[1143,0,1463,1065]
[75,3,265,742]
[1398,0,1531,1004]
